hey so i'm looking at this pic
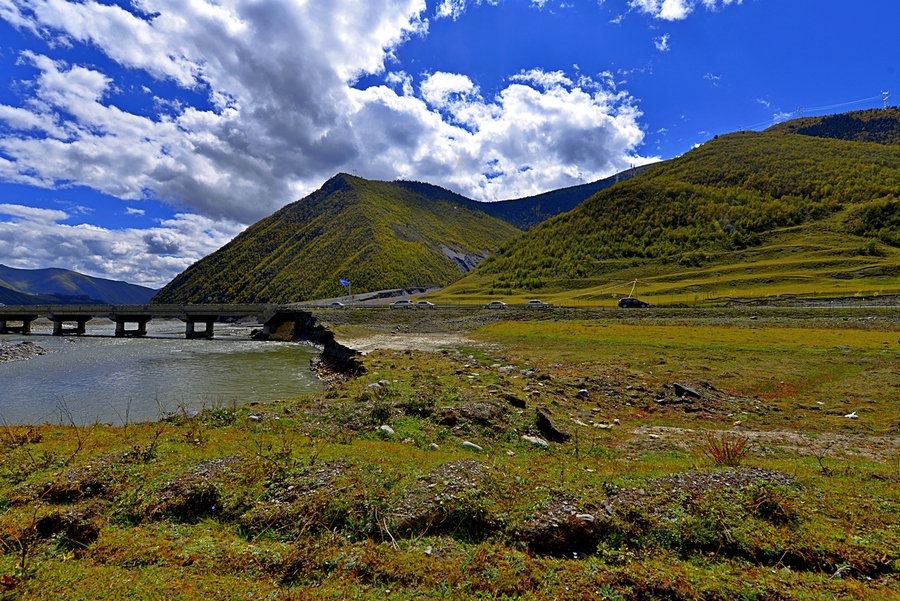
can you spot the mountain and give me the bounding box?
[151,174,524,304]
[0,264,158,305]
[766,107,900,146]
[396,164,654,231]
[440,111,900,302]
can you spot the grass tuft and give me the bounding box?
[703,433,751,467]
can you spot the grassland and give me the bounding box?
[432,225,900,308]
[2,308,900,599]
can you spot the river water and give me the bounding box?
[0,320,323,426]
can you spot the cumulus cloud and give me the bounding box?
[350,68,651,200]
[630,0,742,21]
[0,0,655,284]
[0,203,243,288]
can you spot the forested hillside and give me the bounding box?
[152,174,522,304]
[449,124,900,299]
[767,107,900,146]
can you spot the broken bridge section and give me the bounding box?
[0,304,285,339]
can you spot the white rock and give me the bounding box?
[844,411,858,419]
[379,425,395,435]
[521,435,549,448]
[428,443,439,451]
[462,441,483,452]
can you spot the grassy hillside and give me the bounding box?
[435,125,900,306]
[152,174,522,304]
[0,265,157,305]
[767,107,900,146]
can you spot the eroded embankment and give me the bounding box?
[253,310,364,384]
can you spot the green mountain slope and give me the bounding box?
[438,118,900,304]
[0,264,157,305]
[766,107,900,146]
[152,174,523,304]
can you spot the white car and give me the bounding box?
[485,301,507,309]
[415,300,435,308]
[328,301,345,309]
[391,299,414,309]
[526,299,551,308]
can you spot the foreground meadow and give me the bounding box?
[1,310,899,600]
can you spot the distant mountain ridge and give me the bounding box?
[397,164,655,231]
[0,264,158,305]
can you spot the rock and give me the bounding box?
[613,418,620,425]
[367,382,381,389]
[378,379,392,387]
[0,341,49,365]
[536,407,571,442]
[673,383,701,398]
[576,389,590,399]
[428,443,439,451]
[248,415,261,421]
[844,411,858,419]
[379,425,395,435]
[462,441,483,452]
[575,513,595,523]
[522,435,549,448]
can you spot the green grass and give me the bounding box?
[2,312,900,599]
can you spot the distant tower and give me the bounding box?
[882,91,891,109]
[797,106,803,117]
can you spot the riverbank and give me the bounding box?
[1,308,899,600]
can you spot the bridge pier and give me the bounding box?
[184,318,216,339]
[0,317,36,334]
[114,317,151,337]
[49,315,91,336]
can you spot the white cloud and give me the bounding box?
[349,68,654,200]
[0,203,243,288]
[125,207,146,216]
[434,0,500,20]
[630,0,742,21]
[654,33,670,52]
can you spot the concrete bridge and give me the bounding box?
[0,304,284,339]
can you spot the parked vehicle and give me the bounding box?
[328,301,345,308]
[618,297,650,308]
[526,299,551,308]
[485,301,507,309]
[391,299,414,309]
[415,300,435,308]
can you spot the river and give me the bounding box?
[0,320,324,426]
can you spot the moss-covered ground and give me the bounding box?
[2,309,900,600]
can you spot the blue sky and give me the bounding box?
[0,0,896,288]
